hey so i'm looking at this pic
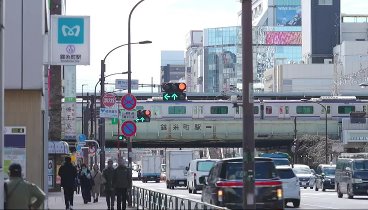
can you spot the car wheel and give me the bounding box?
[293,200,300,208]
[304,187,307,189]
[310,186,313,189]
[337,184,343,198]
[347,185,354,199]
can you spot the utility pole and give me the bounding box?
[0,1,5,208]
[100,60,106,171]
[241,0,255,209]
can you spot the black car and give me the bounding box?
[314,164,336,191]
[200,157,284,209]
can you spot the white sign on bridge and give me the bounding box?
[115,79,139,90]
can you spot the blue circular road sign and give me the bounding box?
[121,94,137,111]
[121,121,137,137]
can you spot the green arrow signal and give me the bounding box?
[171,93,178,100]
[164,93,170,100]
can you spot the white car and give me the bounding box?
[186,159,218,194]
[276,165,301,207]
[293,164,315,189]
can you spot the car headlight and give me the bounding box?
[353,178,363,184]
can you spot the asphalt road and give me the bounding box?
[133,181,368,209]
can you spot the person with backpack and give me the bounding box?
[4,163,46,209]
[58,156,78,210]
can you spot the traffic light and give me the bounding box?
[118,135,124,141]
[136,110,151,122]
[162,82,187,101]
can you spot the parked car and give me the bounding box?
[314,164,336,191]
[336,153,368,199]
[293,164,315,189]
[200,157,284,209]
[186,159,218,194]
[276,165,300,208]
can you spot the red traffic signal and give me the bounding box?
[136,110,151,122]
[161,83,186,93]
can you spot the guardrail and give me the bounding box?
[131,186,229,210]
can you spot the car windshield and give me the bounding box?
[293,167,311,174]
[323,167,336,175]
[354,160,368,170]
[276,169,295,179]
[225,161,278,180]
[273,159,290,166]
[197,161,216,172]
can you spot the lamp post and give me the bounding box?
[128,0,148,206]
[301,99,328,163]
[99,40,151,171]
[81,84,88,135]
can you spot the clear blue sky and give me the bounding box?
[65,0,368,93]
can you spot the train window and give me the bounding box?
[168,106,186,114]
[210,106,228,114]
[254,106,259,114]
[338,106,355,114]
[285,106,289,114]
[266,106,272,114]
[296,106,314,114]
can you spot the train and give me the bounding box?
[132,96,367,120]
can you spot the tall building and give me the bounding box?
[302,0,341,64]
[160,51,185,85]
[185,30,203,92]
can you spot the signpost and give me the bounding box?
[121,121,137,137]
[121,94,137,111]
[115,79,139,90]
[102,93,116,107]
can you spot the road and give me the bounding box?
[133,181,368,209]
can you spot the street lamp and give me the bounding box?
[81,84,88,135]
[99,40,151,171]
[301,99,328,163]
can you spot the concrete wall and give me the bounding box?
[341,22,368,41]
[5,90,43,187]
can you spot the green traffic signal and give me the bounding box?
[118,135,124,140]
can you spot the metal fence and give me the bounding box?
[131,186,229,210]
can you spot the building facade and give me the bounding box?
[160,51,185,85]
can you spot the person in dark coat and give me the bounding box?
[113,158,132,210]
[102,159,116,210]
[58,156,78,210]
[78,163,92,204]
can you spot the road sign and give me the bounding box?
[121,94,137,111]
[78,134,86,142]
[121,111,137,120]
[115,79,139,90]
[102,93,116,107]
[121,120,137,137]
[100,107,118,118]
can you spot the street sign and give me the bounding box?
[78,134,86,142]
[102,93,116,107]
[121,121,137,137]
[115,79,139,90]
[121,111,137,120]
[100,107,118,118]
[121,94,137,111]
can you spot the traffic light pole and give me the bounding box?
[242,0,256,209]
[100,60,106,171]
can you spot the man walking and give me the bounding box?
[4,163,46,209]
[113,157,132,210]
[58,156,78,210]
[102,159,116,210]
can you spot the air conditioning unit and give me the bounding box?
[324,59,333,64]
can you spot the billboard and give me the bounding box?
[265,31,302,45]
[276,6,301,26]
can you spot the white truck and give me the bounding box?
[140,155,161,183]
[166,150,194,189]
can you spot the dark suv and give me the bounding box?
[200,157,284,209]
[314,164,336,191]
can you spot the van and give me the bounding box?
[186,159,218,194]
[292,164,315,189]
[335,153,368,199]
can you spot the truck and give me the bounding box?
[166,150,194,189]
[140,155,161,183]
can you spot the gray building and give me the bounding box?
[160,51,185,84]
[185,30,204,92]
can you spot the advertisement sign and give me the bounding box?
[4,127,27,178]
[50,15,90,65]
[276,6,301,26]
[63,66,76,139]
[265,31,302,45]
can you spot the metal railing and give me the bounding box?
[131,186,229,210]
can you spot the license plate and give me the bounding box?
[179,181,184,184]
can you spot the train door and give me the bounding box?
[192,105,204,119]
[278,105,290,119]
[234,106,242,119]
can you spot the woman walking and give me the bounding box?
[78,163,92,204]
[91,164,103,203]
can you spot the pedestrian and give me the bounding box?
[78,163,93,204]
[75,164,81,194]
[91,164,103,203]
[58,156,78,210]
[4,163,46,209]
[102,159,116,210]
[113,157,132,210]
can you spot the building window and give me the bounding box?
[168,106,186,114]
[318,0,333,5]
[296,106,314,114]
[338,106,355,114]
[210,106,228,114]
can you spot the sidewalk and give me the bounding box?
[47,191,136,210]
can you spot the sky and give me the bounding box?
[65,0,368,93]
